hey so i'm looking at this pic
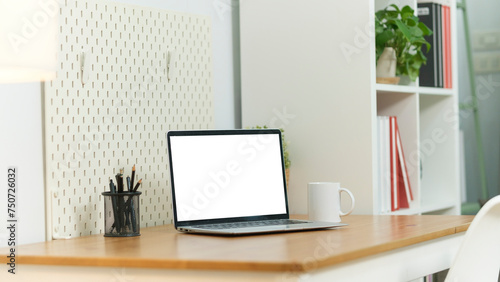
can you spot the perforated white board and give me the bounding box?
[45,0,213,238]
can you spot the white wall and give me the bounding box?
[0,0,239,247]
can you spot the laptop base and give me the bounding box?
[178,221,347,236]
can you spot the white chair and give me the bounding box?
[445,195,500,282]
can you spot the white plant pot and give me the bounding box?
[376,47,397,78]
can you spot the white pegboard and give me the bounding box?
[44,0,213,238]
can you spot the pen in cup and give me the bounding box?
[106,165,142,235]
[109,179,121,233]
[133,179,142,192]
[131,165,136,191]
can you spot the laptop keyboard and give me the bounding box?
[194,219,309,230]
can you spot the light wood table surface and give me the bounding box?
[0,215,474,281]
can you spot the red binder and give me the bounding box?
[396,120,413,208]
[444,5,452,89]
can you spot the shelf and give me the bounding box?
[418,87,454,96]
[382,201,457,215]
[241,0,460,216]
[382,203,456,215]
[376,83,417,94]
[385,208,420,216]
[420,201,457,214]
[376,83,454,96]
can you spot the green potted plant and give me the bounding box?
[375,4,432,84]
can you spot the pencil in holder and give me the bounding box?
[102,191,142,237]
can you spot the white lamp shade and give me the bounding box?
[0,0,58,83]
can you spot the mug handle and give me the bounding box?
[339,188,355,216]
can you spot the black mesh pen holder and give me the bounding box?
[102,191,141,237]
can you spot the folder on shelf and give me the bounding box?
[417,0,452,89]
[443,5,452,89]
[378,116,391,213]
[377,116,414,213]
[436,2,443,88]
[389,116,398,211]
[417,2,438,87]
[377,117,386,213]
[396,120,414,209]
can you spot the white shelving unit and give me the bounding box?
[240,0,460,215]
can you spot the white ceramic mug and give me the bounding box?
[308,182,355,223]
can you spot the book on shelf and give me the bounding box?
[417,0,452,89]
[377,116,414,213]
[444,4,452,88]
[377,116,391,213]
[389,116,398,211]
[396,119,414,208]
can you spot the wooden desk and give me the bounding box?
[0,215,473,281]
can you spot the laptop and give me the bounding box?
[167,129,346,235]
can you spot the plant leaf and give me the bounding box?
[401,5,413,15]
[385,9,399,19]
[395,19,412,41]
[405,17,417,27]
[388,4,401,12]
[376,30,393,46]
[409,25,423,38]
[418,21,433,36]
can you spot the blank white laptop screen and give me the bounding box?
[169,133,287,222]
